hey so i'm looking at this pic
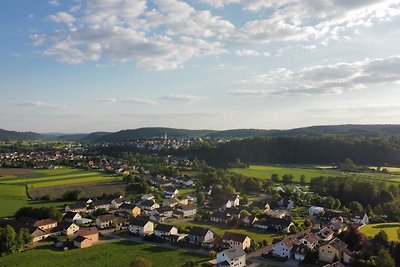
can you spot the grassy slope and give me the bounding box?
[360,223,400,242]
[0,241,208,267]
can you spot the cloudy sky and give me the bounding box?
[1,0,400,133]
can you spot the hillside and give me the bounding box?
[97,127,215,142]
[0,129,42,141]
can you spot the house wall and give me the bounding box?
[65,224,79,235]
[319,245,340,263]
[272,243,292,258]
[216,253,246,267]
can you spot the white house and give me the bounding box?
[129,219,154,236]
[154,224,178,237]
[272,237,299,258]
[216,248,246,267]
[141,194,154,201]
[63,212,82,223]
[221,232,251,251]
[351,211,369,225]
[176,204,197,217]
[95,214,116,229]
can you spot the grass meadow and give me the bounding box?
[360,223,400,242]
[0,241,209,267]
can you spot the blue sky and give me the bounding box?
[1,0,400,133]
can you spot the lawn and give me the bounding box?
[360,223,400,242]
[168,219,283,244]
[230,165,339,183]
[0,241,209,267]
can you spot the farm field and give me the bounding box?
[360,223,400,242]
[230,165,400,183]
[230,165,339,182]
[0,167,121,217]
[167,219,283,244]
[0,241,209,267]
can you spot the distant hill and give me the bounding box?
[205,129,277,138]
[81,132,111,141]
[0,129,42,141]
[57,134,89,141]
[97,127,215,142]
[266,124,400,137]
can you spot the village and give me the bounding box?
[0,160,374,267]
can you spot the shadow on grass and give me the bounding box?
[372,223,400,229]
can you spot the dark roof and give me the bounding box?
[68,202,87,210]
[178,204,197,211]
[267,217,293,227]
[93,199,111,206]
[141,199,156,207]
[130,218,152,227]
[222,232,249,243]
[53,221,75,231]
[64,212,79,220]
[189,226,212,237]
[119,203,138,210]
[351,211,367,219]
[211,211,231,220]
[97,214,116,222]
[0,219,38,234]
[74,235,88,243]
[154,224,175,232]
[113,197,131,204]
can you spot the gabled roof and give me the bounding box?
[113,197,131,204]
[324,238,350,253]
[189,226,212,237]
[74,235,88,243]
[130,218,152,227]
[97,214,116,222]
[219,248,246,259]
[54,221,75,231]
[119,203,139,210]
[222,232,249,243]
[154,224,175,232]
[68,202,87,209]
[178,204,197,211]
[76,227,99,237]
[141,199,157,207]
[351,211,367,219]
[64,212,80,220]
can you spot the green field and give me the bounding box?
[230,165,400,183]
[360,223,400,242]
[0,167,120,217]
[230,165,339,182]
[0,241,209,267]
[167,219,283,244]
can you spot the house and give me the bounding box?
[351,211,369,225]
[242,215,258,227]
[119,203,141,217]
[330,220,348,234]
[316,227,335,241]
[19,217,58,231]
[63,212,82,223]
[218,195,240,209]
[95,214,117,229]
[309,206,325,217]
[176,204,197,217]
[211,211,232,224]
[140,199,160,212]
[251,201,270,213]
[75,227,99,243]
[141,194,154,201]
[0,219,48,243]
[265,209,289,219]
[54,221,79,236]
[188,226,214,245]
[92,199,112,211]
[272,237,300,258]
[73,235,92,248]
[65,202,87,213]
[294,244,310,261]
[216,248,246,267]
[225,208,243,219]
[154,224,178,238]
[129,219,154,236]
[151,207,173,218]
[111,196,131,209]
[165,187,179,199]
[267,218,294,233]
[319,238,353,264]
[162,198,180,208]
[300,233,321,249]
[221,232,251,250]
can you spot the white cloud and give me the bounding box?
[239,55,400,96]
[20,101,69,110]
[227,89,267,96]
[48,0,60,7]
[48,12,75,25]
[234,49,269,56]
[160,94,205,103]
[93,97,157,105]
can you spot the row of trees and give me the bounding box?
[0,226,32,256]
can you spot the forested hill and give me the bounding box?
[265,124,400,137]
[96,128,216,142]
[180,136,400,167]
[0,129,42,141]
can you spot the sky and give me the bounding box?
[1,0,400,133]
